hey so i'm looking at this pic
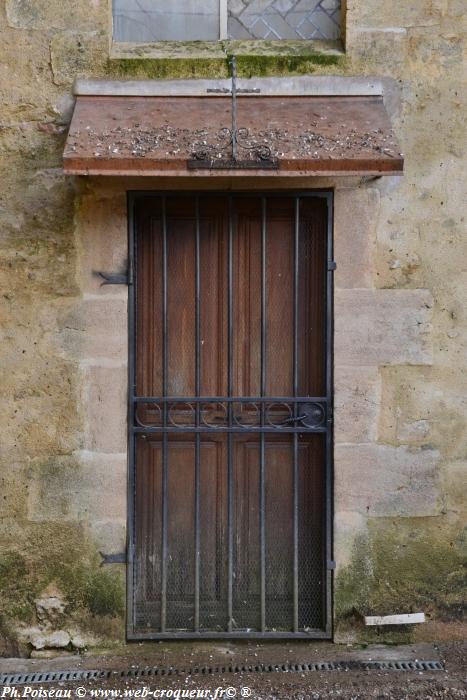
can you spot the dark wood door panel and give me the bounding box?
[131,193,331,637]
[135,195,327,401]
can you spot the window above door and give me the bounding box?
[112,0,341,43]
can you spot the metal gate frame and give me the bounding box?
[126,190,334,640]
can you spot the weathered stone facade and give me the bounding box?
[0,0,465,652]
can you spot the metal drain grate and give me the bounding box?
[0,660,444,685]
[0,670,110,685]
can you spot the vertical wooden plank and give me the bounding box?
[233,197,262,397]
[166,196,196,397]
[265,198,294,397]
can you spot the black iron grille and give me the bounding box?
[128,193,333,639]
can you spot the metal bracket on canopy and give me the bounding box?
[188,57,278,170]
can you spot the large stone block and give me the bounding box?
[408,25,465,67]
[334,188,379,289]
[347,28,408,72]
[335,289,433,366]
[59,296,128,362]
[6,0,106,32]
[347,0,445,28]
[27,452,127,523]
[50,31,108,87]
[448,0,467,18]
[0,33,53,123]
[334,366,381,444]
[77,194,128,295]
[334,444,440,517]
[334,510,367,570]
[442,460,467,514]
[83,365,128,453]
[378,366,467,458]
[87,519,127,553]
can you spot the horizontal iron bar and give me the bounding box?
[134,396,329,403]
[128,630,330,640]
[129,190,332,199]
[133,426,328,434]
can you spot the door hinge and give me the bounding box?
[327,261,337,271]
[95,271,129,286]
[99,551,127,566]
[327,560,337,570]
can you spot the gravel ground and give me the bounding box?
[1,642,465,700]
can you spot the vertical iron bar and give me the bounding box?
[126,193,136,638]
[260,197,266,632]
[230,57,237,162]
[161,195,168,633]
[324,193,334,636]
[227,196,234,632]
[194,197,201,632]
[293,196,299,633]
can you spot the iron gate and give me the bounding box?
[128,192,333,639]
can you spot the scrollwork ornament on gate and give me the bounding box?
[189,57,277,169]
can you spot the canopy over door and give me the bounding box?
[63,88,404,177]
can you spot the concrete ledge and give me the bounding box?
[73,76,384,97]
[109,38,343,60]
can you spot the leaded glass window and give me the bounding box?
[112,0,341,42]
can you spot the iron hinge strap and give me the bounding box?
[94,271,130,286]
[100,551,127,566]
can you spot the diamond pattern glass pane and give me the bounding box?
[112,0,341,42]
[113,0,220,42]
[228,0,341,40]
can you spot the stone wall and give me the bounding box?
[0,0,465,652]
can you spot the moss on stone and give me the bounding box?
[108,57,230,80]
[84,570,125,617]
[108,49,344,81]
[51,555,124,618]
[110,38,343,61]
[335,518,467,629]
[225,39,342,57]
[0,552,37,624]
[233,52,343,77]
[0,526,125,644]
[110,40,226,60]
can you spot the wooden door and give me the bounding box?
[129,193,331,638]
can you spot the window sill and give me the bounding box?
[109,39,344,62]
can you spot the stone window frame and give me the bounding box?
[108,0,347,60]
